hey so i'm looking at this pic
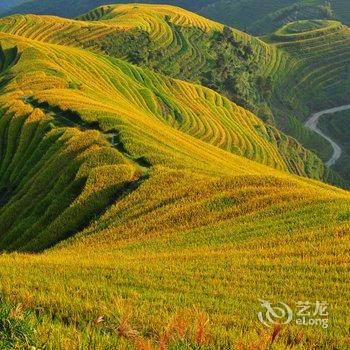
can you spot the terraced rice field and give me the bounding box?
[253,19,350,164]
[270,20,350,98]
[0,6,224,83]
[1,5,342,183]
[1,30,309,251]
[2,6,348,118]
[0,12,331,181]
[1,183,350,348]
[0,4,349,349]
[199,0,350,34]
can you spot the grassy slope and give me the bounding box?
[0,31,307,251]
[1,190,350,348]
[0,5,343,184]
[0,5,349,349]
[78,5,350,181]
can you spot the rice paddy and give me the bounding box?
[0,4,349,349]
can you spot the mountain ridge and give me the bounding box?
[3,0,350,33]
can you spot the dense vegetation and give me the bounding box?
[0,3,349,349]
[0,297,36,349]
[318,109,350,181]
[85,24,271,118]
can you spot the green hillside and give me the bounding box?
[70,7,350,182]
[1,27,332,251]
[0,3,349,349]
[200,0,350,34]
[262,20,350,153]
[2,5,349,184]
[3,0,350,35]
[73,6,350,181]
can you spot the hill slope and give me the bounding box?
[2,5,348,185]
[0,34,350,348]
[0,5,350,349]
[199,0,348,34]
[73,5,350,180]
[80,6,350,180]
[318,108,350,181]
[1,29,322,251]
[3,0,350,34]
[259,19,350,152]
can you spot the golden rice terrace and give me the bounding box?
[0,3,349,349]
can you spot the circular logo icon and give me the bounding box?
[258,299,293,327]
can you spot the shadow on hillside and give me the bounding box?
[0,45,19,73]
[20,175,149,252]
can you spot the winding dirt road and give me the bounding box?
[305,104,350,167]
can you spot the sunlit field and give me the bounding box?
[0,3,349,349]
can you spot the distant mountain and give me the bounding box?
[0,0,216,18]
[0,0,27,14]
[199,0,350,34]
[2,0,349,35]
